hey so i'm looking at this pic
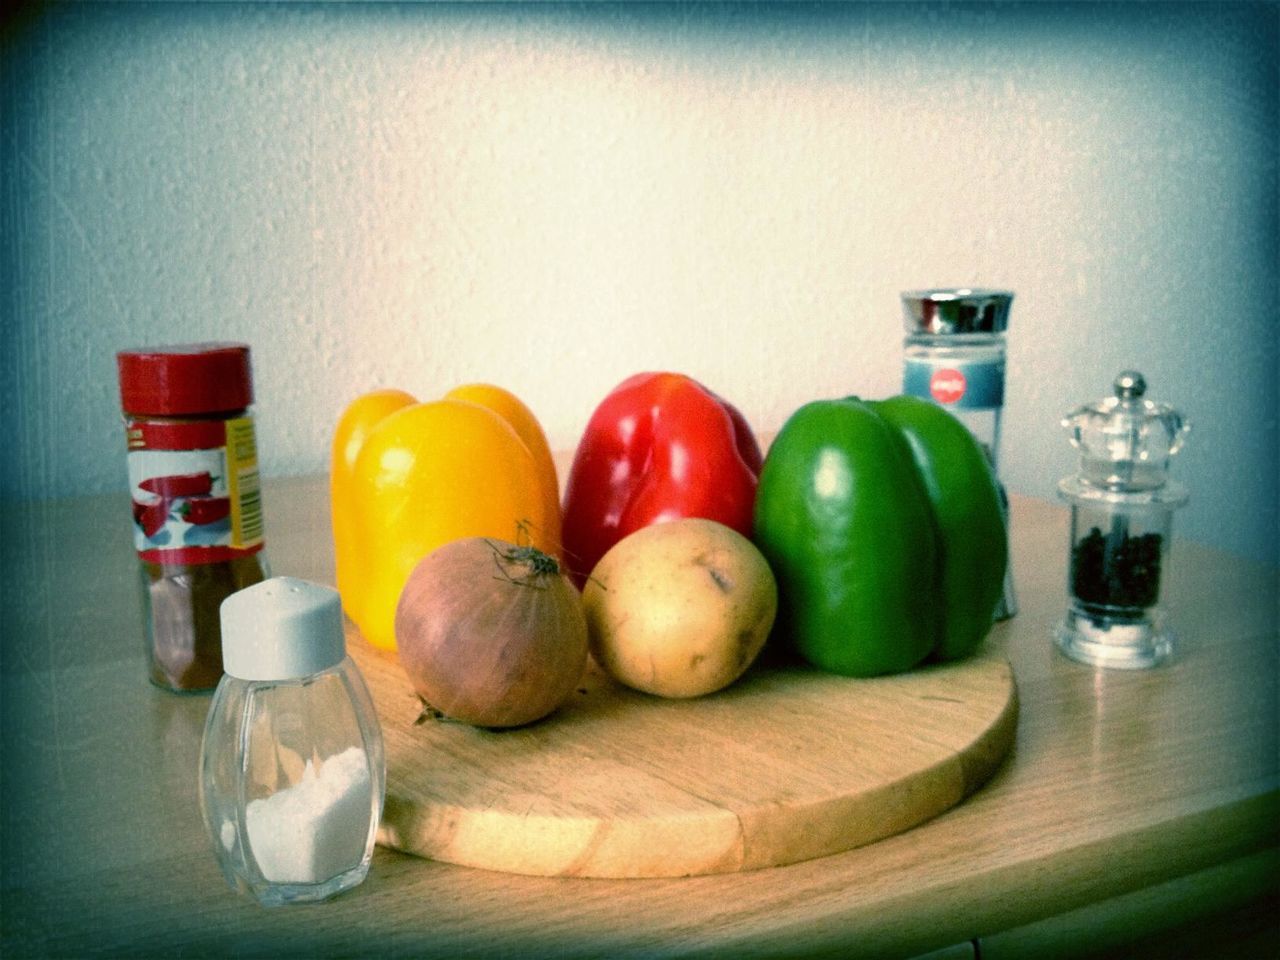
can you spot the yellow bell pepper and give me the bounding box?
[330,384,561,651]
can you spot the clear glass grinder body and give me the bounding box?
[199,577,386,906]
[1054,371,1190,669]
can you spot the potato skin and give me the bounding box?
[583,518,778,698]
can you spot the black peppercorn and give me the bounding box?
[1071,526,1163,611]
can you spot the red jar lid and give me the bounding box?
[117,343,254,415]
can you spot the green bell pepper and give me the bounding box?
[753,395,1007,676]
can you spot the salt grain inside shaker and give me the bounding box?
[198,577,385,906]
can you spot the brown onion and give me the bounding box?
[394,537,588,728]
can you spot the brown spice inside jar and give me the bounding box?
[143,554,267,691]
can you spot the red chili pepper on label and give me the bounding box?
[180,495,232,525]
[133,497,169,537]
[139,471,213,498]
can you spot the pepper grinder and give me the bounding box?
[901,288,1017,619]
[1055,371,1190,669]
[199,577,386,905]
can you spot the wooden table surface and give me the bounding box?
[2,471,1276,958]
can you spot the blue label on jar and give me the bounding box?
[904,356,1004,409]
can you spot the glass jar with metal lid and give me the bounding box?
[901,288,1016,619]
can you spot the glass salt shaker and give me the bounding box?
[1054,371,1190,669]
[901,288,1017,619]
[199,577,385,906]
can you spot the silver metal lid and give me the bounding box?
[901,288,1014,335]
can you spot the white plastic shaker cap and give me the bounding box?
[220,576,346,681]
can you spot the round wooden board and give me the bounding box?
[350,632,1018,879]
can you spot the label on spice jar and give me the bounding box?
[904,356,1004,409]
[125,415,265,564]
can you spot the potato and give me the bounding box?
[583,518,778,698]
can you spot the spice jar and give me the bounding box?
[117,343,270,692]
[199,577,385,906]
[901,288,1017,619]
[1055,371,1190,669]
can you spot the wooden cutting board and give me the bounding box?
[350,632,1017,879]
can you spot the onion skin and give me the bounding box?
[394,537,588,728]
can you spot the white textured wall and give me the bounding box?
[3,2,1277,564]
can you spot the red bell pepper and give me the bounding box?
[562,372,763,586]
